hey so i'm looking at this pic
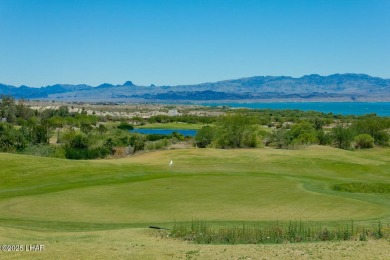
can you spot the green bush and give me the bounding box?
[62,133,110,159]
[117,122,134,131]
[213,114,258,148]
[289,121,318,145]
[145,139,169,151]
[270,128,289,149]
[373,131,389,146]
[195,126,214,148]
[127,134,146,153]
[354,134,374,149]
[0,122,28,152]
[317,130,332,145]
[64,146,109,160]
[21,144,56,157]
[146,134,167,141]
[332,124,354,150]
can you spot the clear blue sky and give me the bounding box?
[1,0,389,87]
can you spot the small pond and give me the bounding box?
[130,128,198,137]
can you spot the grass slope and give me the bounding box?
[1,146,390,227]
[0,146,389,258]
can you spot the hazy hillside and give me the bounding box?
[1,74,389,102]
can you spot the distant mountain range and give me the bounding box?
[1,74,390,102]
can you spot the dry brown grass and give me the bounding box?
[0,227,389,259]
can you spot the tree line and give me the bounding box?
[194,113,390,150]
[1,96,389,160]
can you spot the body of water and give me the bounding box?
[131,128,197,137]
[202,102,390,116]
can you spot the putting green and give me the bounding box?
[0,175,383,223]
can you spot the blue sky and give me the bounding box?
[0,0,389,87]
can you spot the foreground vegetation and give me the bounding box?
[1,226,389,259]
[169,220,386,244]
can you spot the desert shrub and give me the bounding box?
[354,134,374,149]
[270,128,289,149]
[352,116,390,146]
[97,124,107,135]
[112,146,129,158]
[146,134,168,141]
[0,122,28,152]
[21,144,57,157]
[117,122,134,131]
[129,134,146,153]
[373,131,389,146]
[145,139,169,151]
[63,133,110,159]
[64,146,109,159]
[289,121,318,145]
[241,129,259,147]
[213,114,259,148]
[331,124,354,150]
[317,130,332,145]
[195,126,214,148]
[172,131,185,141]
[80,123,93,134]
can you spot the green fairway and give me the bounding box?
[1,146,390,229]
[1,146,390,258]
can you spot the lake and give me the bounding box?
[201,102,390,116]
[131,128,198,137]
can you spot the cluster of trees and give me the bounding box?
[0,97,50,152]
[54,118,192,159]
[0,96,195,159]
[139,110,337,127]
[318,116,390,150]
[62,132,111,160]
[144,115,216,124]
[0,96,153,159]
[195,114,263,148]
[1,96,389,160]
[195,113,389,150]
